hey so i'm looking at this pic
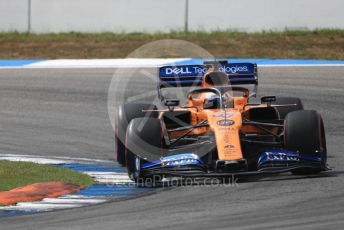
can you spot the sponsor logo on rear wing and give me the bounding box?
[158,63,257,87]
[159,63,256,78]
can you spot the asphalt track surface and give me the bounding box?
[0,67,343,230]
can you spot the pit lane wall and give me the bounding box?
[2,0,344,33]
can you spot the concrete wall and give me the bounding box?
[30,0,186,33]
[1,0,344,33]
[189,0,344,32]
[0,0,29,32]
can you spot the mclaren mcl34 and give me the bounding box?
[115,61,328,182]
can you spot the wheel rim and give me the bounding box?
[134,156,141,178]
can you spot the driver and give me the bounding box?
[188,68,233,108]
[201,69,233,108]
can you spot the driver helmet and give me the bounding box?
[201,70,233,108]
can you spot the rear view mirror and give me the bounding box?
[261,96,276,104]
[164,99,180,107]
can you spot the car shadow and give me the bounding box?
[138,170,338,188]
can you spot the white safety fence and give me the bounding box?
[1,0,344,33]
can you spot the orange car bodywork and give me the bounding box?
[163,72,276,161]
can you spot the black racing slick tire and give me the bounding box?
[125,117,163,183]
[115,103,158,166]
[274,97,303,119]
[284,110,327,174]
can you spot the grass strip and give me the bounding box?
[0,160,94,192]
[0,29,343,59]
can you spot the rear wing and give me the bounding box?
[159,62,258,88]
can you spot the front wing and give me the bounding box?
[138,150,328,178]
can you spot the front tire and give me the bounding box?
[284,110,327,174]
[115,103,157,166]
[125,117,163,183]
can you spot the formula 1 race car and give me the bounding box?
[115,61,328,182]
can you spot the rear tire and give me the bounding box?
[284,110,327,174]
[125,117,163,183]
[115,103,157,166]
[274,97,303,119]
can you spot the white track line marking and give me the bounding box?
[85,172,129,177]
[0,154,113,164]
[1,58,344,69]
[259,64,344,67]
[0,156,73,164]
[95,179,133,184]
[24,58,190,69]
[40,198,106,204]
[84,171,132,184]
[0,202,83,211]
